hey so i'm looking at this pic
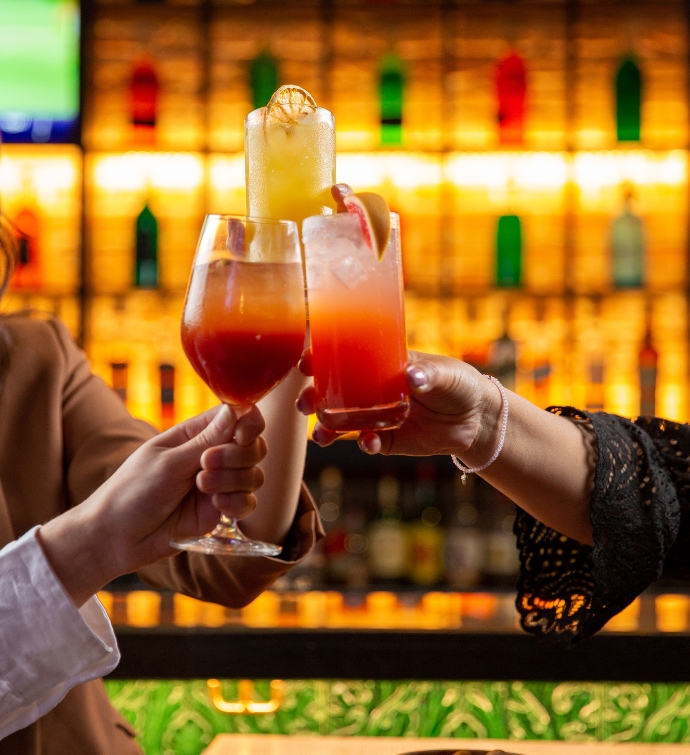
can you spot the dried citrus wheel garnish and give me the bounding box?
[343,192,391,261]
[264,85,317,129]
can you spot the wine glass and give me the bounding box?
[171,214,306,556]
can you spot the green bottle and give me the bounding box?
[250,51,279,110]
[495,214,522,287]
[135,203,158,288]
[379,54,405,146]
[616,57,641,142]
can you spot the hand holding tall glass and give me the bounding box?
[172,215,306,556]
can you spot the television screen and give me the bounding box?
[0,0,80,144]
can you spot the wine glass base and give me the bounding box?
[170,534,282,557]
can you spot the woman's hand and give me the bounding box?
[39,404,267,606]
[297,349,503,463]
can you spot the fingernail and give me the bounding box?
[335,183,352,195]
[407,366,429,387]
[295,397,308,415]
[358,434,379,455]
[213,405,233,432]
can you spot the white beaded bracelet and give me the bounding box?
[452,375,509,485]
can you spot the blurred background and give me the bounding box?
[1,0,689,596]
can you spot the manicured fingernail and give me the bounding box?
[335,183,351,195]
[295,396,308,415]
[407,366,429,387]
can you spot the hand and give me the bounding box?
[39,404,267,606]
[297,350,502,461]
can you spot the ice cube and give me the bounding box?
[331,254,367,289]
[306,262,326,290]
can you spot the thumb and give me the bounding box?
[405,353,479,416]
[162,405,237,472]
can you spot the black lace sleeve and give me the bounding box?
[515,407,688,643]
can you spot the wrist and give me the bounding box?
[38,502,120,608]
[455,375,504,468]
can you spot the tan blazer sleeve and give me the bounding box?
[138,483,324,608]
[52,319,157,505]
[51,318,324,608]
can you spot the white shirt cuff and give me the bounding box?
[0,526,120,739]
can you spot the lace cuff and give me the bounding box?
[515,407,681,643]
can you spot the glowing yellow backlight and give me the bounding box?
[337,153,442,190]
[209,155,245,191]
[445,152,569,190]
[94,153,205,192]
[573,151,687,192]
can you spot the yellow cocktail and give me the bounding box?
[245,86,336,227]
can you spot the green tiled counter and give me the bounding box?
[106,679,690,755]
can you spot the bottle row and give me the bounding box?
[1,289,683,428]
[1,146,687,296]
[75,0,689,151]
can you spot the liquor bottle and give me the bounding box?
[496,51,527,146]
[159,363,175,430]
[134,202,159,288]
[368,474,408,584]
[444,475,484,589]
[319,467,349,584]
[111,362,129,403]
[489,327,517,392]
[11,208,41,290]
[611,187,644,288]
[495,214,522,288]
[409,463,444,586]
[616,57,641,142]
[379,53,405,146]
[249,50,279,110]
[638,329,658,417]
[130,60,159,142]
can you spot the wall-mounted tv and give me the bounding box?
[0,0,80,144]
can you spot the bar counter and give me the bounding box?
[203,735,690,755]
[111,626,690,683]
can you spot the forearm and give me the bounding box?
[240,367,310,545]
[460,382,595,545]
[37,505,119,608]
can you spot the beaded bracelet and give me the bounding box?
[452,375,509,485]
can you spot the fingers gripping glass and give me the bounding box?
[171,215,306,556]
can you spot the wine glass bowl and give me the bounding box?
[171,214,306,556]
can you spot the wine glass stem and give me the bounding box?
[212,514,246,541]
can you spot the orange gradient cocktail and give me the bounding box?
[175,215,306,557]
[303,212,409,432]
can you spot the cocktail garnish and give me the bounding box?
[264,85,317,135]
[343,192,391,261]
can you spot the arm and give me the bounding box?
[51,318,320,608]
[303,351,595,544]
[300,351,685,642]
[0,405,259,740]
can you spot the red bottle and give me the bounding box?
[130,60,159,143]
[638,331,658,417]
[496,51,527,146]
[11,208,41,290]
